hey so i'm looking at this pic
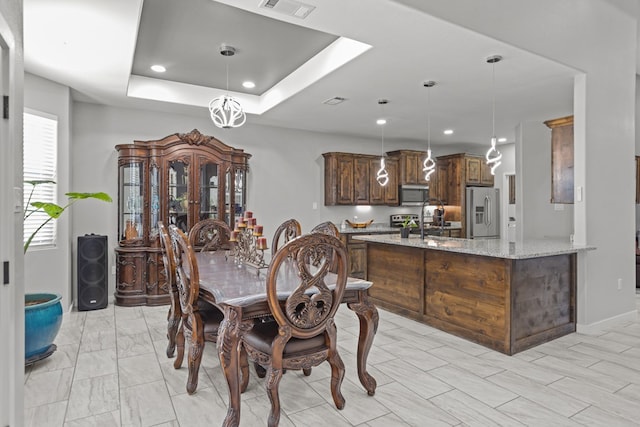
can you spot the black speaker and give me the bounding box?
[77,234,108,311]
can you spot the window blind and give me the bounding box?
[23,110,58,249]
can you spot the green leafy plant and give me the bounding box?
[402,215,418,228]
[23,180,112,253]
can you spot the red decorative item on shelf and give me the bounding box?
[253,225,263,236]
[245,211,253,219]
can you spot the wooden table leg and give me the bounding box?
[217,306,252,427]
[347,291,379,396]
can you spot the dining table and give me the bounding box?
[195,250,379,427]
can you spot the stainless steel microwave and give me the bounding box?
[399,185,429,206]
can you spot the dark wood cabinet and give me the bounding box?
[354,156,370,204]
[323,152,398,206]
[465,155,494,186]
[508,174,516,204]
[340,234,368,279]
[545,115,574,204]
[114,129,251,306]
[432,160,449,203]
[384,158,399,205]
[386,150,431,185]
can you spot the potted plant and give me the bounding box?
[23,180,112,365]
[400,215,418,238]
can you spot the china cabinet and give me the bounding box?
[115,129,251,306]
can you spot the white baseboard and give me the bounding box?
[576,309,638,334]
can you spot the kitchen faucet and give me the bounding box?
[420,197,445,240]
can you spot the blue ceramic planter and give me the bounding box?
[25,293,63,364]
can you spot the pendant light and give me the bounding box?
[422,81,436,181]
[376,99,389,187]
[209,45,247,129]
[485,55,503,175]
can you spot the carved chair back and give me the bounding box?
[310,221,341,272]
[159,221,181,357]
[168,225,200,317]
[158,222,177,294]
[271,218,302,255]
[266,232,348,339]
[310,221,339,237]
[188,219,232,252]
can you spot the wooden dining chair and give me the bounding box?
[270,218,301,255]
[310,220,339,237]
[242,232,349,427]
[166,224,225,394]
[158,222,181,359]
[188,218,232,252]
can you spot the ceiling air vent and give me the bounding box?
[323,97,346,106]
[259,0,316,19]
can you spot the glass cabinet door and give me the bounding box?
[168,160,189,232]
[234,168,246,224]
[119,162,144,243]
[149,164,160,239]
[199,162,218,221]
[224,167,246,226]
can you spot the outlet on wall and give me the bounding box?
[617,278,622,290]
[112,265,116,275]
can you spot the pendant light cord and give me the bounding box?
[226,62,229,94]
[427,86,431,151]
[381,121,385,156]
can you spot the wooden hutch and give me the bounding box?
[114,129,251,306]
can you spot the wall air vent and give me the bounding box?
[258,0,316,19]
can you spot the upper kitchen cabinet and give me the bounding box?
[323,152,398,206]
[465,155,494,186]
[115,129,251,306]
[544,115,574,204]
[369,156,399,205]
[386,150,432,185]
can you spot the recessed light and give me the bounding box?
[443,129,453,135]
[376,118,386,125]
[150,64,166,73]
[498,137,507,143]
[242,81,255,89]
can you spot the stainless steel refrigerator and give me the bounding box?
[466,187,500,239]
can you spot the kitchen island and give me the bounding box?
[354,234,595,355]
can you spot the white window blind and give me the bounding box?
[23,110,58,249]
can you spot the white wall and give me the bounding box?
[23,73,73,308]
[397,0,637,333]
[516,121,573,240]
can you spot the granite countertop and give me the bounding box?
[338,222,462,235]
[338,224,398,234]
[353,234,596,259]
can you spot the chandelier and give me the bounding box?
[422,81,436,181]
[209,45,246,129]
[485,55,503,175]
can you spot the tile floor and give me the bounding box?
[24,293,640,427]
